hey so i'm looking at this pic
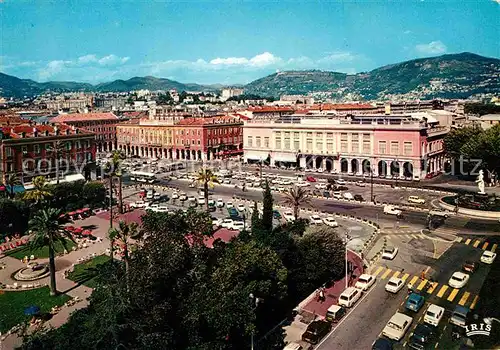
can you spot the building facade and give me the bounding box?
[0,122,96,185]
[50,112,119,152]
[116,114,244,161]
[243,112,448,179]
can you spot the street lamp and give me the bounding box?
[249,293,263,350]
[370,165,375,203]
[339,226,353,289]
[184,141,191,176]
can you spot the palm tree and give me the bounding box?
[283,186,311,220]
[105,150,125,215]
[29,208,73,296]
[6,173,21,199]
[193,168,219,211]
[48,140,66,184]
[108,220,140,277]
[23,176,52,205]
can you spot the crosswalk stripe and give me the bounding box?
[470,295,480,309]
[473,240,481,248]
[465,239,472,245]
[418,234,426,239]
[427,282,438,295]
[401,273,410,282]
[482,242,489,250]
[447,288,460,302]
[417,279,428,291]
[409,275,419,287]
[373,266,384,277]
[392,271,401,279]
[381,269,392,280]
[456,237,463,243]
[411,234,419,239]
[437,285,449,298]
[492,244,498,253]
[405,234,412,239]
[459,292,471,306]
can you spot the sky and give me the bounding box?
[1,0,499,85]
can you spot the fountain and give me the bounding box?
[13,262,50,281]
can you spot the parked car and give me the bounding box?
[448,272,469,288]
[323,216,338,227]
[336,179,347,186]
[382,312,413,341]
[343,192,354,200]
[480,250,497,264]
[372,338,394,350]
[408,196,425,204]
[385,277,404,293]
[226,202,234,209]
[315,183,327,190]
[384,205,402,216]
[354,194,365,202]
[216,199,225,208]
[130,200,148,209]
[220,219,234,229]
[306,176,317,182]
[301,320,332,345]
[309,215,323,225]
[462,261,476,273]
[382,246,399,260]
[355,181,365,187]
[449,305,469,328]
[405,293,425,312]
[197,196,206,205]
[179,193,188,201]
[354,274,376,291]
[283,211,295,222]
[153,192,161,200]
[231,221,246,231]
[325,305,345,323]
[333,191,342,199]
[423,304,445,327]
[338,287,362,308]
[171,192,179,199]
[273,210,282,219]
[408,323,435,350]
[237,203,246,212]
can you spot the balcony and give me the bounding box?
[426,126,449,137]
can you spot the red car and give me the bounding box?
[306,176,317,182]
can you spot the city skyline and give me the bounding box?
[1,0,499,85]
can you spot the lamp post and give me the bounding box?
[370,165,375,203]
[395,158,399,188]
[339,226,353,289]
[184,141,190,176]
[249,293,263,350]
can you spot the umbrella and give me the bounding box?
[74,227,83,233]
[82,230,91,236]
[82,208,90,211]
[24,305,40,316]
[68,212,76,216]
[76,209,84,214]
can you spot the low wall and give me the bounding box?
[439,199,500,219]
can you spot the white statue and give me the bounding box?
[476,170,486,194]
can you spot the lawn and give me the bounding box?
[67,255,111,289]
[5,239,76,260]
[0,287,70,333]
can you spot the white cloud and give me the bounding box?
[209,52,281,67]
[415,41,448,55]
[210,56,249,65]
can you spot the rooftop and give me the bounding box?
[50,112,119,123]
[175,115,243,126]
[0,123,91,139]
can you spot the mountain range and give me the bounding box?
[1,52,499,100]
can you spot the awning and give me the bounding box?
[47,173,86,185]
[272,153,298,163]
[244,151,267,161]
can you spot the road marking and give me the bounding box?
[401,273,410,282]
[455,237,463,243]
[470,295,480,309]
[381,268,392,280]
[482,242,489,250]
[411,234,419,239]
[405,234,412,239]
[459,292,471,306]
[408,275,419,287]
[427,282,438,295]
[417,279,428,291]
[492,244,498,253]
[373,266,384,277]
[465,238,471,245]
[392,271,401,279]
[447,288,459,302]
[314,283,378,349]
[473,240,481,248]
[437,285,449,298]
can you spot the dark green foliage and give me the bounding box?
[262,181,274,232]
[0,198,30,237]
[465,103,500,116]
[47,180,106,211]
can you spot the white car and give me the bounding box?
[282,180,292,185]
[197,196,206,205]
[131,200,148,209]
[231,221,246,231]
[171,192,179,199]
[384,205,402,216]
[336,179,347,186]
[382,312,413,341]
[283,211,295,222]
[309,215,323,225]
[296,182,309,187]
[220,219,234,229]
[480,250,497,264]
[157,205,169,213]
[316,168,324,173]
[223,179,231,184]
[315,183,327,190]
[179,194,188,201]
[146,191,154,200]
[147,203,159,211]
[424,304,445,327]
[323,217,338,227]
[237,203,246,212]
[448,272,470,288]
[226,202,234,209]
[385,277,404,293]
[408,196,426,204]
[382,246,399,260]
[333,191,342,199]
[153,192,161,200]
[354,274,376,291]
[355,181,365,187]
[343,192,354,200]
[216,199,224,208]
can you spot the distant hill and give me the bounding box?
[1,52,499,100]
[244,52,500,100]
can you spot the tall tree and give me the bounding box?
[261,180,273,231]
[108,220,140,288]
[29,208,73,296]
[6,173,21,199]
[48,140,66,185]
[282,186,311,220]
[23,176,52,205]
[193,168,219,211]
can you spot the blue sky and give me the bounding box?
[1,0,499,84]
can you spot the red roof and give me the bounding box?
[122,111,147,118]
[231,113,251,121]
[308,103,375,111]
[203,228,239,248]
[247,106,294,113]
[1,123,89,139]
[50,112,118,123]
[175,115,242,126]
[0,116,27,127]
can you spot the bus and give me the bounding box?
[130,171,156,184]
[162,162,185,171]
